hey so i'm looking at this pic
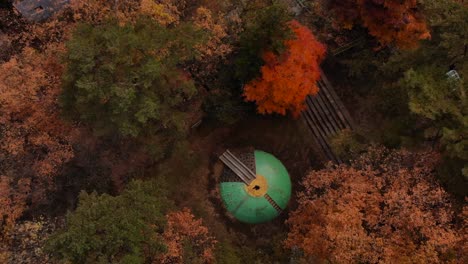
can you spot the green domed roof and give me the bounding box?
[220,150,291,224]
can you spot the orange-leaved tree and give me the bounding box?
[328,0,430,49]
[0,47,77,232]
[160,208,217,264]
[243,20,326,116]
[285,147,466,263]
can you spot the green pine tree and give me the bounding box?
[61,17,205,139]
[234,1,293,83]
[46,179,172,264]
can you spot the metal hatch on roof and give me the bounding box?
[13,0,69,22]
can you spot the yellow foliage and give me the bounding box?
[140,0,179,26]
[69,0,141,24]
[193,7,232,58]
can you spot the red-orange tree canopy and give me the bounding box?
[243,20,326,116]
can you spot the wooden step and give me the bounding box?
[319,71,355,129]
[302,102,342,163]
[301,71,354,164]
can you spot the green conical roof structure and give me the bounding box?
[219,150,292,224]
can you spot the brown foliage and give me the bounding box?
[0,47,77,231]
[193,7,232,59]
[159,208,216,264]
[0,177,30,232]
[70,0,141,24]
[329,0,431,49]
[285,147,466,263]
[0,217,61,263]
[243,20,326,116]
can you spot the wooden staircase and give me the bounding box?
[302,71,355,164]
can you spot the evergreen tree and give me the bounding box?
[396,1,467,177]
[402,68,466,166]
[234,1,293,84]
[46,180,172,263]
[61,17,205,138]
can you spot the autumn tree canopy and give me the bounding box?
[0,47,78,232]
[243,20,326,116]
[328,0,431,49]
[160,208,217,263]
[285,147,466,263]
